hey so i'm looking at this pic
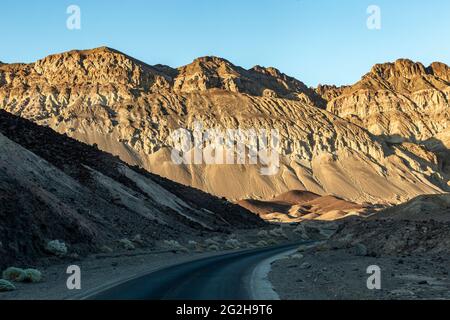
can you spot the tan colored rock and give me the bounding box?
[0,50,448,206]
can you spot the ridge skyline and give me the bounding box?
[2,46,449,89]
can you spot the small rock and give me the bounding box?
[290,253,304,260]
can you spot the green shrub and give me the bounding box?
[187,240,198,250]
[46,240,68,256]
[204,238,220,247]
[256,240,268,247]
[0,279,15,292]
[99,245,114,253]
[163,240,189,253]
[2,267,27,282]
[257,230,268,238]
[269,227,288,239]
[290,253,304,260]
[225,239,240,249]
[24,269,42,283]
[118,238,135,250]
[2,267,43,283]
[208,244,220,251]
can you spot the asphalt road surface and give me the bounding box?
[88,242,304,300]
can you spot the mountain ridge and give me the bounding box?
[1,47,448,204]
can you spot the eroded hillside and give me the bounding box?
[0,110,263,269]
[0,48,448,204]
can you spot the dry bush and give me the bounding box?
[163,240,189,253]
[0,279,15,292]
[118,238,135,250]
[46,240,68,256]
[225,239,240,250]
[257,230,268,238]
[2,267,27,282]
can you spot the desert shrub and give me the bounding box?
[118,238,135,250]
[204,238,220,247]
[256,240,268,247]
[294,224,309,239]
[0,279,15,292]
[99,245,114,253]
[187,240,199,250]
[208,244,220,251]
[225,239,240,250]
[24,269,42,283]
[132,234,144,245]
[46,240,68,256]
[3,267,43,283]
[257,230,268,238]
[2,267,27,282]
[163,239,180,248]
[269,227,288,239]
[267,238,279,245]
[290,253,304,260]
[163,240,189,253]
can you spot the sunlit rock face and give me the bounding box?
[1,48,449,203]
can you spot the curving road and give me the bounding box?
[87,242,305,300]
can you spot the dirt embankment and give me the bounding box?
[269,198,450,300]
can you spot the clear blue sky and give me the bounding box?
[1,0,449,86]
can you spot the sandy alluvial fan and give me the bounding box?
[0,47,449,210]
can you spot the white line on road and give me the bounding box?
[249,248,297,300]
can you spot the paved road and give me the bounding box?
[88,242,304,300]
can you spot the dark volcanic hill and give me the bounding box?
[0,110,263,269]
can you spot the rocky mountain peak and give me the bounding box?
[428,62,450,82]
[348,58,450,94]
[191,55,235,66]
[250,65,282,77]
[324,58,450,150]
[173,56,317,102]
[31,47,173,90]
[369,59,427,80]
